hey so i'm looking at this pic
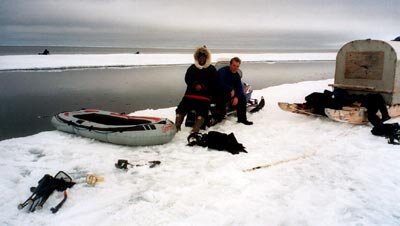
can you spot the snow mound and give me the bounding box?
[1,79,400,226]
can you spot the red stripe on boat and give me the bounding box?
[127,115,162,121]
[110,112,161,121]
[110,112,128,118]
[162,124,175,133]
[83,109,100,113]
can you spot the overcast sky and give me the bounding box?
[0,0,398,49]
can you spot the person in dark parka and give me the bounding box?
[175,46,218,133]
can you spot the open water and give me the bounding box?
[0,45,338,140]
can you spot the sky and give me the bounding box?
[0,0,398,49]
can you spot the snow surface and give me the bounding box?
[1,79,400,226]
[0,53,336,71]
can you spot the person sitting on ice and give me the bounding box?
[216,57,253,125]
[175,46,218,133]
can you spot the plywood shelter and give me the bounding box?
[332,39,400,105]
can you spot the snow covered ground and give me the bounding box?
[1,79,400,226]
[0,52,336,71]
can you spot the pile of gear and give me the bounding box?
[187,131,247,155]
[304,89,390,123]
[18,159,162,214]
[304,89,400,144]
[371,123,400,144]
[18,171,75,213]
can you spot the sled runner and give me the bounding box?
[279,102,400,125]
[324,107,369,124]
[226,96,265,116]
[325,105,400,124]
[278,102,322,117]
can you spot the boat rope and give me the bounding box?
[243,149,317,172]
[243,126,354,172]
[37,115,53,119]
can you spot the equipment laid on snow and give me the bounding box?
[324,107,369,124]
[279,100,400,125]
[85,174,104,186]
[51,109,176,146]
[248,96,265,113]
[115,159,161,170]
[187,131,247,154]
[324,105,400,125]
[371,123,400,144]
[278,102,323,117]
[243,150,317,172]
[18,171,75,213]
[279,91,400,125]
[226,93,265,116]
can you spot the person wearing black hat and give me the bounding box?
[175,46,218,133]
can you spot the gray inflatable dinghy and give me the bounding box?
[51,109,176,146]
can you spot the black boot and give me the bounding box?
[191,116,205,133]
[237,96,253,125]
[238,120,253,125]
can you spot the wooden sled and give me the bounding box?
[277,102,322,117]
[325,105,400,125]
[324,107,368,124]
[279,102,400,125]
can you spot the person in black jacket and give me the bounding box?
[175,46,218,133]
[217,57,253,125]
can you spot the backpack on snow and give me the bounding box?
[371,123,400,144]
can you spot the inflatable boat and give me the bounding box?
[51,109,176,146]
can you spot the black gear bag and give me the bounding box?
[188,131,247,154]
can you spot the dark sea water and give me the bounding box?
[0,45,337,140]
[0,61,335,140]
